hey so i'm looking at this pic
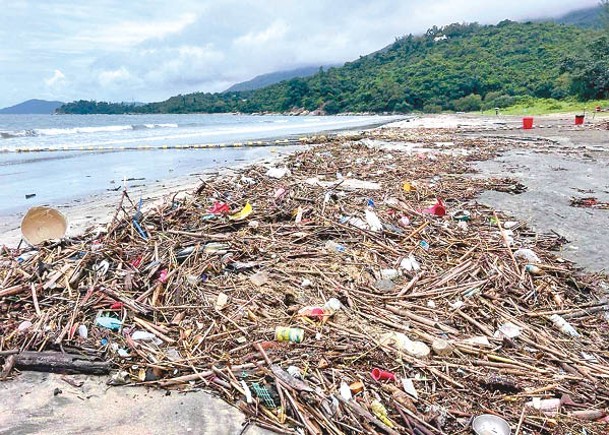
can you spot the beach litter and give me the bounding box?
[471,414,511,435]
[20,206,68,245]
[2,129,609,434]
[570,196,609,209]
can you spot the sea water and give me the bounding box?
[0,113,398,214]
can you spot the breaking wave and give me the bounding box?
[0,123,178,139]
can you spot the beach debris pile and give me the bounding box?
[570,197,609,210]
[2,129,609,434]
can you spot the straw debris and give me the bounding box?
[1,127,608,434]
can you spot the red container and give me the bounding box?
[522,117,534,129]
[575,115,585,125]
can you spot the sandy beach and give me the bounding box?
[0,113,514,248]
[2,112,609,434]
[4,0,609,432]
[0,143,312,248]
[6,112,607,268]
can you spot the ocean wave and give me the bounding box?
[0,129,37,139]
[132,123,179,130]
[0,123,179,139]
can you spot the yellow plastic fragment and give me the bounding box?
[370,400,394,427]
[229,202,253,221]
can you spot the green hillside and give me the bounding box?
[59,20,606,115]
[555,5,604,28]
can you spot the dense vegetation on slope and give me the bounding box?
[59,19,607,115]
[58,100,140,115]
[562,34,609,100]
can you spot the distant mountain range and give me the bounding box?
[58,5,608,115]
[224,65,337,93]
[219,5,605,95]
[553,5,604,28]
[0,99,64,114]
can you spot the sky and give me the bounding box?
[0,0,600,108]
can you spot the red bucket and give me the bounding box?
[522,117,534,129]
[575,115,585,125]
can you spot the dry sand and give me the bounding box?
[0,371,270,435]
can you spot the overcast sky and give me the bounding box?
[0,0,599,108]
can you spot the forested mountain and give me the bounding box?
[224,65,336,92]
[58,100,142,114]
[554,5,604,28]
[59,19,607,115]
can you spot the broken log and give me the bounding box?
[14,351,110,375]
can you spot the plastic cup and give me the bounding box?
[371,367,396,381]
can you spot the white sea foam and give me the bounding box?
[0,129,37,138]
[37,125,133,136]
[1,123,179,139]
[0,114,392,152]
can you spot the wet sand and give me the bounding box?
[470,114,609,272]
[0,145,304,248]
[0,371,270,435]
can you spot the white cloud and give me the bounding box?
[72,13,198,50]
[44,69,66,87]
[234,21,289,47]
[98,67,132,86]
[0,0,601,107]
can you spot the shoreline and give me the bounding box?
[0,115,404,223]
[0,115,413,247]
[0,144,304,248]
[2,112,603,250]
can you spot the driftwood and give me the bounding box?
[1,354,17,380]
[14,351,110,375]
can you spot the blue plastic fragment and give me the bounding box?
[96,316,122,331]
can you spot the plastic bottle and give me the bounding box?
[275,327,304,343]
[324,298,342,311]
[526,397,562,414]
[298,306,325,320]
[78,324,88,339]
[340,382,352,400]
[17,251,38,263]
[380,269,400,280]
[370,400,394,427]
[525,264,543,275]
[325,241,346,253]
[371,368,396,381]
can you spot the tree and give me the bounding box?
[452,94,482,112]
[562,33,609,99]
